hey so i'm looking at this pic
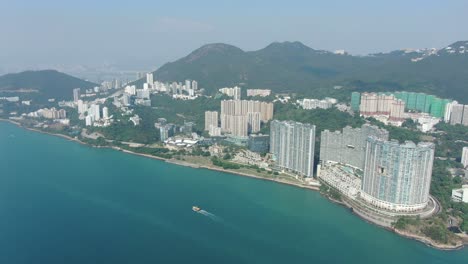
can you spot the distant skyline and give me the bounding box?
[1,0,467,73]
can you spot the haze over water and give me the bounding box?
[1,121,467,264]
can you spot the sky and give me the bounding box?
[1,0,467,73]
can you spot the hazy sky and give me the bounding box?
[1,0,467,72]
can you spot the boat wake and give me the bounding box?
[198,210,222,222]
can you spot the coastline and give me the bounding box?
[1,118,465,251]
[321,189,466,251]
[393,229,465,251]
[0,119,319,192]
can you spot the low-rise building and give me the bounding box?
[246,89,271,97]
[129,115,141,126]
[219,86,241,100]
[452,185,468,203]
[297,98,335,110]
[35,108,67,119]
[209,125,222,137]
[135,99,151,106]
[208,144,224,157]
[233,150,269,168]
[318,162,361,199]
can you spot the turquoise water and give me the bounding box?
[1,121,467,264]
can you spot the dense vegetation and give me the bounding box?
[273,103,365,135]
[132,41,468,103]
[422,221,451,244]
[433,123,468,159]
[150,94,221,133]
[366,117,423,143]
[211,156,241,170]
[0,70,96,102]
[319,184,342,201]
[393,216,421,230]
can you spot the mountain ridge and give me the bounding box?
[144,40,468,103]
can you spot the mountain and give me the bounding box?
[143,41,468,103]
[0,70,97,101]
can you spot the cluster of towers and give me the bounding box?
[319,124,435,213]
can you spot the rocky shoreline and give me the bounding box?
[394,229,465,251]
[321,192,466,251]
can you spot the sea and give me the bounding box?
[1,121,467,264]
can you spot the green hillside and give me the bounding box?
[0,70,97,101]
[137,41,468,103]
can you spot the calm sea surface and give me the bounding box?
[1,121,467,264]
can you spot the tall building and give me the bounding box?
[209,125,222,137]
[191,80,198,91]
[259,101,274,121]
[320,124,389,169]
[359,93,397,116]
[185,80,191,91]
[395,91,408,105]
[204,111,218,131]
[220,99,274,133]
[73,88,81,102]
[462,147,468,169]
[376,94,393,115]
[270,120,316,177]
[39,108,67,119]
[444,101,456,123]
[159,127,169,140]
[159,125,174,142]
[219,114,247,137]
[146,73,154,88]
[233,86,241,100]
[231,115,248,137]
[463,105,468,126]
[114,79,121,89]
[77,100,87,114]
[359,93,400,117]
[450,103,464,125]
[430,97,444,118]
[219,86,241,100]
[90,104,101,120]
[359,93,378,115]
[85,115,92,126]
[424,95,435,113]
[102,107,109,119]
[351,92,360,112]
[220,113,230,132]
[407,92,417,110]
[122,94,131,106]
[247,112,261,133]
[415,93,427,112]
[389,99,405,121]
[361,138,435,212]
